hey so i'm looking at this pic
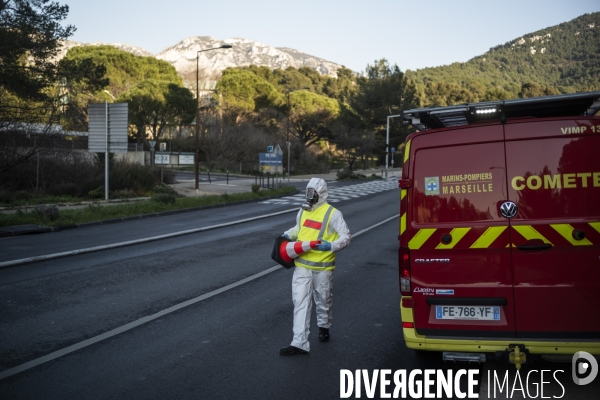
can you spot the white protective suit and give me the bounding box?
[283,178,351,352]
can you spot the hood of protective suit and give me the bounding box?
[306,177,328,208]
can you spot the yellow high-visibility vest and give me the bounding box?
[295,204,338,271]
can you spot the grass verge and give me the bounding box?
[0,194,90,208]
[0,186,296,228]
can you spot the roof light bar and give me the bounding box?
[475,107,497,115]
[401,91,600,131]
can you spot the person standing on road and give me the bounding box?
[279,177,351,355]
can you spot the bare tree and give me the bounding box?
[199,108,277,171]
[330,123,375,170]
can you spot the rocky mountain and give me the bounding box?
[158,36,342,77]
[58,36,344,87]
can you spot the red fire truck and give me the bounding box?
[398,92,600,368]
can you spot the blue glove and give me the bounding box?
[315,240,332,251]
[282,233,290,240]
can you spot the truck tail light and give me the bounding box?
[399,246,411,296]
[402,322,414,329]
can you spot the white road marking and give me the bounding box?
[260,179,398,205]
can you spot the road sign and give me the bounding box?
[159,142,166,152]
[88,102,128,153]
[148,140,156,150]
[267,146,274,153]
[391,147,396,153]
[88,102,129,201]
[273,144,283,155]
[259,152,283,173]
[155,154,169,165]
[179,155,194,165]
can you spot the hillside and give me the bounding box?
[406,12,600,104]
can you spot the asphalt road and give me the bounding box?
[1,183,598,399]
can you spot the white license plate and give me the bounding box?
[435,305,500,321]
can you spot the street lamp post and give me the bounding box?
[195,44,232,192]
[386,114,401,179]
[103,90,116,101]
[286,91,292,182]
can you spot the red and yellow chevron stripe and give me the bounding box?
[401,222,600,250]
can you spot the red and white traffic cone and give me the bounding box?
[279,240,322,262]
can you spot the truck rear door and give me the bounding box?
[504,118,600,339]
[407,124,515,337]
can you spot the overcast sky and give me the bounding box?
[64,0,600,73]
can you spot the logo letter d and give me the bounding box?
[572,351,598,385]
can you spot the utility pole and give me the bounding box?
[386,114,401,179]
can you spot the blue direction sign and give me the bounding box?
[259,152,283,172]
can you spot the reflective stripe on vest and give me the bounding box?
[295,258,336,268]
[296,204,338,271]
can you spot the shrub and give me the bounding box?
[48,182,79,196]
[1,148,98,197]
[337,168,372,180]
[251,184,260,193]
[151,194,176,205]
[0,190,12,204]
[35,205,60,221]
[111,189,136,198]
[110,160,157,193]
[14,190,34,201]
[153,167,176,184]
[337,168,353,180]
[88,186,104,199]
[0,190,34,205]
[151,185,178,196]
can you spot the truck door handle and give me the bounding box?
[517,243,552,251]
[517,238,552,251]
